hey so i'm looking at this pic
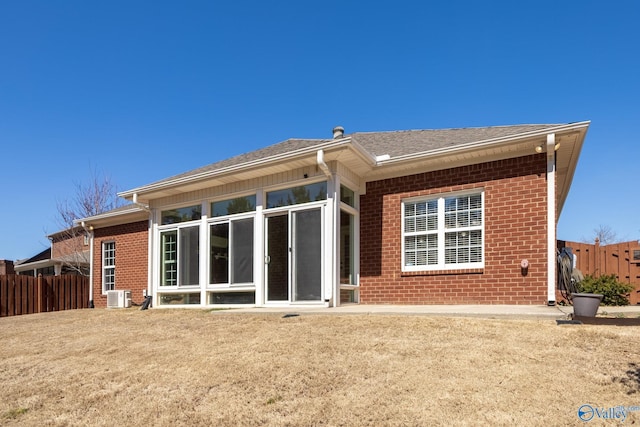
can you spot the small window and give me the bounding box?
[340,210,355,285]
[340,185,355,207]
[161,205,202,225]
[632,248,640,264]
[211,195,256,217]
[266,182,326,208]
[159,293,201,305]
[210,291,255,304]
[102,241,115,292]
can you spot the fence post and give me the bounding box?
[594,237,601,278]
[36,274,43,313]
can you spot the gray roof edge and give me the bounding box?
[74,204,148,225]
[118,121,591,198]
[351,122,564,136]
[375,121,591,164]
[119,137,352,198]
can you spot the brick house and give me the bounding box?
[14,227,90,277]
[76,205,149,307]
[79,122,590,308]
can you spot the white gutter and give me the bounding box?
[79,205,148,223]
[119,137,355,200]
[132,193,150,211]
[317,150,332,177]
[14,258,59,272]
[546,134,557,305]
[374,121,591,166]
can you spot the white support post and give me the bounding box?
[199,202,208,307]
[254,191,265,306]
[332,175,340,307]
[546,133,557,305]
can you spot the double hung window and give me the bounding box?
[160,205,202,287]
[210,218,254,285]
[210,196,255,286]
[102,241,115,292]
[403,191,484,271]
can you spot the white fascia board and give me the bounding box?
[349,138,379,167]
[47,225,84,240]
[375,121,591,166]
[14,259,58,271]
[118,137,358,200]
[556,123,590,214]
[73,206,148,227]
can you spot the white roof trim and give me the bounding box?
[375,121,591,165]
[74,205,147,225]
[119,137,369,199]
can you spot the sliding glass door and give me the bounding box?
[265,207,323,303]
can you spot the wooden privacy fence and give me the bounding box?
[0,274,90,317]
[558,239,640,305]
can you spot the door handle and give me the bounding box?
[265,255,271,265]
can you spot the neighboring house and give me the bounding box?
[0,259,15,275]
[79,122,590,308]
[15,227,90,276]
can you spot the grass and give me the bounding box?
[1,308,639,426]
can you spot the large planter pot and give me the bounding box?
[571,293,604,317]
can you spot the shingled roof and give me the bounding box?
[119,121,590,209]
[152,124,560,185]
[350,124,559,158]
[158,137,333,184]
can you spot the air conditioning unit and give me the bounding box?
[106,290,132,308]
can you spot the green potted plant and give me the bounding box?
[571,274,634,317]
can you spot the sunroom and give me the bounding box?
[120,131,373,308]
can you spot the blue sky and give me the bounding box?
[1,1,638,260]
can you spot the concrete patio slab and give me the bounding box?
[212,304,640,320]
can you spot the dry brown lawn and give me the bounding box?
[1,308,639,426]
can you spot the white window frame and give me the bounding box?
[159,222,201,288]
[402,190,484,272]
[207,212,256,288]
[102,241,116,293]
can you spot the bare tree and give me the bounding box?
[54,169,123,275]
[583,224,619,245]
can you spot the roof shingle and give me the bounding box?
[138,123,563,188]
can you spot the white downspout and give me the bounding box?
[132,193,150,211]
[146,214,153,304]
[132,192,152,305]
[317,150,332,178]
[546,134,556,305]
[81,221,95,308]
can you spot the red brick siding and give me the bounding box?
[0,260,15,275]
[359,154,549,305]
[91,221,148,307]
[51,233,87,258]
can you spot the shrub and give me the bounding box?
[577,274,635,306]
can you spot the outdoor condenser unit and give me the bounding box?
[106,290,132,309]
